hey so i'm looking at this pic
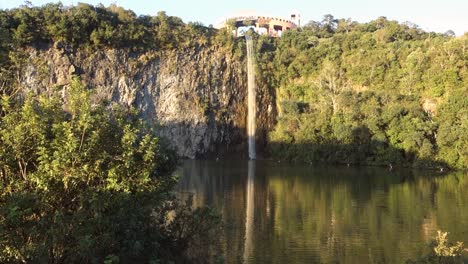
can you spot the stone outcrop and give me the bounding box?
[20,44,274,158]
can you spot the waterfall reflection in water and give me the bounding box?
[176,160,468,263]
[243,160,255,263]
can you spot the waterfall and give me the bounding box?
[245,35,256,160]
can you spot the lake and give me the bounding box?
[175,160,468,263]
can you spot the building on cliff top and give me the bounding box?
[215,10,300,37]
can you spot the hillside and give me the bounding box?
[0,3,466,169]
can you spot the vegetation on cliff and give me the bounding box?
[0,4,466,170]
[0,78,221,263]
[0,3,218,94]
[0,2,213,50]
[256,16,467,169]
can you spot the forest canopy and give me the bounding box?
[0,4,466,169]
[254,15,467,169]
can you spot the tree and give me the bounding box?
[0,78,221,263]
[444,30,456,37]
[315,59,346,114]
[321,14,338,33]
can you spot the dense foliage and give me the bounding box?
[255,16,467,169]
[0,3,218,95]
[0,4,466,170]
[0,2,213,50]
[0,78,221,263]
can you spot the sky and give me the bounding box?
[0,0,467,36]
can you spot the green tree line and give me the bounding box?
[255,15,467,169]
[0,2,214,50]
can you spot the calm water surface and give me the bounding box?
[175,160,468,263]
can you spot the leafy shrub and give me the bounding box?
[0,78,221,263]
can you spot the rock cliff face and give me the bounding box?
[20,44,274,158]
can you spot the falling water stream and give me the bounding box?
[246,35,256,160]
[244,36,257,262]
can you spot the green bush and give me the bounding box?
[0,78,221,263]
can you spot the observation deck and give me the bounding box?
[216,11,300,37]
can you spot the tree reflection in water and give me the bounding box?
[176,160,468,263]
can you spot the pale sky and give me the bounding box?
[0,0,466,35]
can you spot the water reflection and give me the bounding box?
[176,160,468,263]
[243,161,255,263]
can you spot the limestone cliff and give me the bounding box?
[20,43,274,158]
